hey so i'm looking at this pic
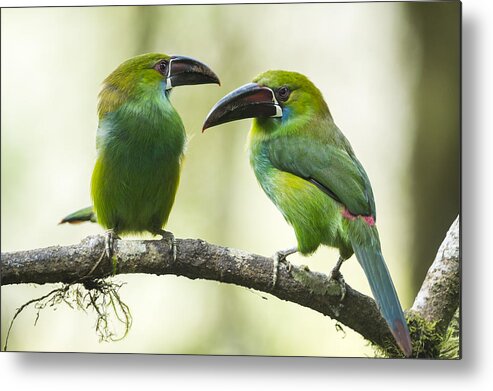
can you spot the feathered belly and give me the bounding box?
[92,99,185,234]
[258,168,348,255]
[91,146,182,234]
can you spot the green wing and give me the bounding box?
[267,136,376,218]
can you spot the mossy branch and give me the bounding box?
[0,215,460,357]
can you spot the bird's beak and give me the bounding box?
[202,82,282,131]
[166,56,220,90]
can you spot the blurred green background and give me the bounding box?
[1,2,459,356]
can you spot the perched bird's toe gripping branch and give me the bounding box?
[153,229,177,264]
[202,70,412,357]
[271,247,298,288]
[331,256,346,280]
[103,229,116,257]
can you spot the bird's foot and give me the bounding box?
[155,229,177,265]
[271,246,298,289]
[104,229,120,259]
[83,229,119,279]
[331,256,345,277]
[105,229,120,275]
[329,257,346,301]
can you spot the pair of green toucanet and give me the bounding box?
[60,53,412,357]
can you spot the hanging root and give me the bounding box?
[3,279,132,351]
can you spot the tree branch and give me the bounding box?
[411,216,460,333]
[0,215,460,355]
[2,235,396,350]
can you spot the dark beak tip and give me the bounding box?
[201,118,213,132]
[210,74,221,86]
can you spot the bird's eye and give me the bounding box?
[277,86,291,102]
[155,60,169,75]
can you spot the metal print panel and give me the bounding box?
[1,1,460,358]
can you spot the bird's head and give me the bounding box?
[202,70,330,132]
[99,53,220,117]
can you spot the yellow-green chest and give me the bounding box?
[248,136,349,255]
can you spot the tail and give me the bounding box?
[59,206,97,225]
[349,220,412,357]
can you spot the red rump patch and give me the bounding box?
[341,208,356,221]
[342,208,375,226]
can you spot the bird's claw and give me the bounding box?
[105,229,120,275]
[104,229,117,259]
[155,229,177,265]
[330,268,342,281]
[83,229,119,279]
[329,268,347,302]
[271,247,297,289]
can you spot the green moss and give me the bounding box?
[112,254,118,275]
[372,311,460,359]
[439,310,460,359]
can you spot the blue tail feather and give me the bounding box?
[351,226,412,357]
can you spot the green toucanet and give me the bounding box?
[61,53,220,250]
[202,70,412,357]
